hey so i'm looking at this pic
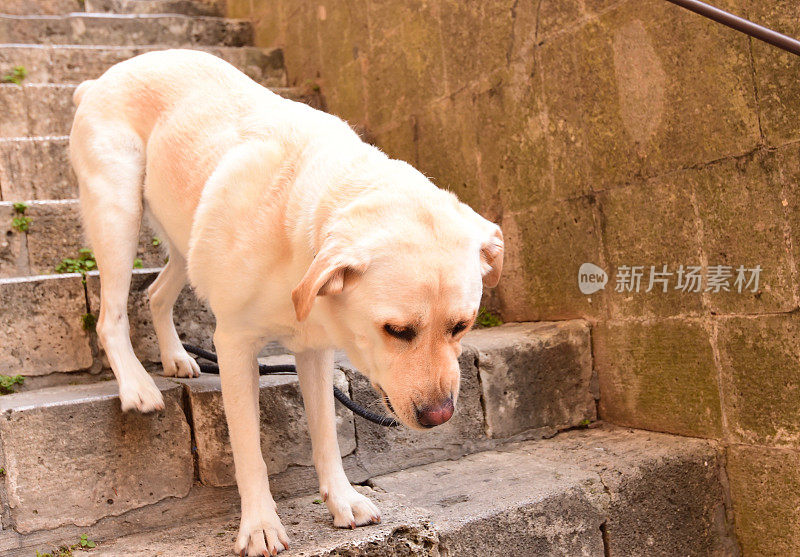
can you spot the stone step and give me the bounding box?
[0,269,215,375]
[0,14,251,46]
[0,44,286,85]
[1,0,222,16]
[5,426,736,556]
[0,85,75,138]
[0,137,76,202]
[0,88,321,197]
[0,84,320,139]
[0,199,165,278]
[0,366,356,538]
[0,322,598,545]
[1,0,86,15]
[83,0,223,16]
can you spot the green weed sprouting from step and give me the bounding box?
[11,215,31,232]
[475,308,503,328]
[0,467,5,475]
[56,249,146,282]
[152,236,161,246]
[35,534,96,557]
[1,65,27,85]
[55,248,96,283]
[0,374,24,395]
[11,202,31,232]
[81,313,97,332]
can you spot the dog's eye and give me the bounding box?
[451,321,469,336]
[384,324,416,342]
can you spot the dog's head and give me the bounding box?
[291,169,503,430]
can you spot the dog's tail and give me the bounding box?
[73,79,96,106]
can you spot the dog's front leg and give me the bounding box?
[215,328,290,555]
[295,349,381,528]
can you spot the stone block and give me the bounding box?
[717,314,800,447]
[0,138,76,202]
[25,200,165,275]
[372,426,734,556]
[498,197,605,322]
[39,426,734,556]
[438,0,516,92]
[180,367,356,486]
[84,0,223,16]
[0,274,93,375]
[594,429,734,556]
[539,0,759,197]
[595,319,723,438]
[747,1,800,146]
[0,14,252,47]
[0,0,83,15]
[727,444,800,557]
[599,177,705,319]
[26,84,77,137]
[0,45,286,86]
[0,377,193,533]
[688,151,796,314]
[365,0,446,128]
[0,85,27,138]
[0,204,26,278]
[466,321,596,438]
[373,438,607,557]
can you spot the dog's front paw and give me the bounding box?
[322,484,381,528]
[236,499,290,556]
[119,374,165,413]
[160,348,201,378]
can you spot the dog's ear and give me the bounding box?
[480,224,504,288]
[291,243,367,322]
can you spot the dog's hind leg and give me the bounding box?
[72,128,164,413]
[146,248,200,378]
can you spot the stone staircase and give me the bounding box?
[0,1,738,555]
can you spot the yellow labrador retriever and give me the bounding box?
[69,49,503,556]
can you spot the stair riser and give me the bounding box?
[175,372,356,487]
[0,85,75,138]
[0,270,215,375]
[0,200,165,278]
[0,15,251,47]
[0,379,194,534]
[0,274,94,375]
[0,45,286,85]
[83,0,223,16]
[1,0,222,16]
[0,85,320,139]
[0,138,77,202]
[0,372,356,534]
[0,0,83,16]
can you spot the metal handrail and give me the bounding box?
[665,0,800,56]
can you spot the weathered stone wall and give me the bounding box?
[231,0,800,553]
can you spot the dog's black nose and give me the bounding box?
[416,397,454,428]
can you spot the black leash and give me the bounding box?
[665,0,800,56]
[182,344,399,427]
